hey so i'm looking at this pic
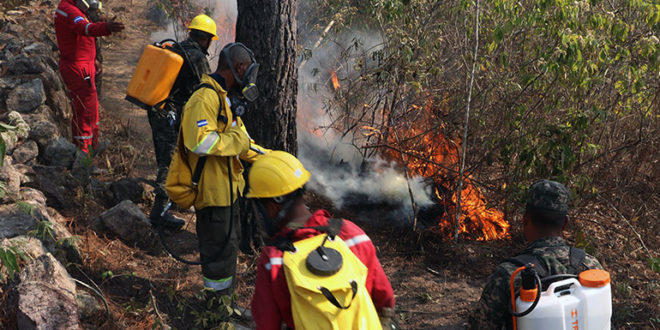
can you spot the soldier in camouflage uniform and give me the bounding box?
[470,179,603,329]
[148,15,217,229]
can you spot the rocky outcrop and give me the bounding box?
[99,200,152,242]
[16,253,80,330]
[0,5,96,328]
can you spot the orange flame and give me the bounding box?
[330,70,340,90]
[387,101,510,240]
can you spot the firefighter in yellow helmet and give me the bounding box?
[148,14,219,229]
[246,151,397,329]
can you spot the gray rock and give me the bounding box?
[45,89,70,123]
[29,120,59,150]
[0,236,47,260]
[25,165,73,209]
[13,163,35,185]
[17,253,80,330]
[20,105,49,128]
[6,110,30,140]
[71,149,93,184]
[22,42,50,56]
[12,140,39,164]
[89,216,106,233]
[99,200,151,242]
[0,76,21,90]
[0,203,39,240]
[20,187,47,207]
[6,78,46,113]
[5,53,47,75]
[76,290,105,320]
[44,137,77,168]
[40,64,63,92]
[0,130,18,153]
[0,162,21,202]
[46,207,82,264]
[110,178,146,205]
[86,178,114,206]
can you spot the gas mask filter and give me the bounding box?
[78,0,103,21]
[222,42,260,102]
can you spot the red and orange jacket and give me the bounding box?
[251,209,395,330]
[54,0,110,63]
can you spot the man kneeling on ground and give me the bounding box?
[470,179,604,329]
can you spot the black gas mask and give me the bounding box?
[222,42,260,103]
[76,0,103,22]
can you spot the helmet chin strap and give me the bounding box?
[253,189,304,238]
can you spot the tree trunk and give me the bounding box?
[235,0,298,154]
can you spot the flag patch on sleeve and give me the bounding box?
[73,16,85,23]
[197,120,208,127]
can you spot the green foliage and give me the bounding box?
[101,270,114,281]
[649,257,660,274]
[16,201,35,216]
[308,0,659,214]
[57,235,82,248]
[0,246,27,283]
[190,290,238,330]
[573,229,595,255]
[27,220,55,242]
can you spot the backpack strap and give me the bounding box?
[195,83,229,123]
[269,218,344,252]
[307,218,343,239]
[189,83,229,186]
[503,254,549,278]
[567,247,586,274]
[319,280,358,310]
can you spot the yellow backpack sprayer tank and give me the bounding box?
[125,40,183,111]
[511,265,612,330]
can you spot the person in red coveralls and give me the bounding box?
[54,0,124,154]
[245,151,397,330]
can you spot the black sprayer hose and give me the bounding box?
[156,156,235,265]
[509,272,543,318]
[158,38,202,82]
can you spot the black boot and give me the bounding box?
[150,196,185,230]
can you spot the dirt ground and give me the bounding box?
[32,0,660,329]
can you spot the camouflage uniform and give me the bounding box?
[469,237,603,329]
[148,38,211,219]
[469,180,604,329]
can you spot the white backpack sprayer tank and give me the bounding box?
[511,266,611,330]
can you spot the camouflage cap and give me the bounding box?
[526,179,570,214]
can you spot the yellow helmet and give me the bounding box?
[188,14,219,40]
[246,151,311,198]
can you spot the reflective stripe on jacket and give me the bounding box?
[54,0,110,62]
[181,74,267,209]
[251,210,396,330]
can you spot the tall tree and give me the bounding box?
[235,0,298,154]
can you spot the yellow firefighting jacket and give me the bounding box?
[180,74,267,210]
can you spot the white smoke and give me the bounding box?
[297,29,433,220]
[148,3,435,221]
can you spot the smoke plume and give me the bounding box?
[297,29,433,223]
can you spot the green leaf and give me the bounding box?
[0,248,19,279]
[0,137,5,167]
[0,122,16,132]
[650,257,660,273]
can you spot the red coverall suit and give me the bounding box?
[252,210,395,329]
[54,0,111,153]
